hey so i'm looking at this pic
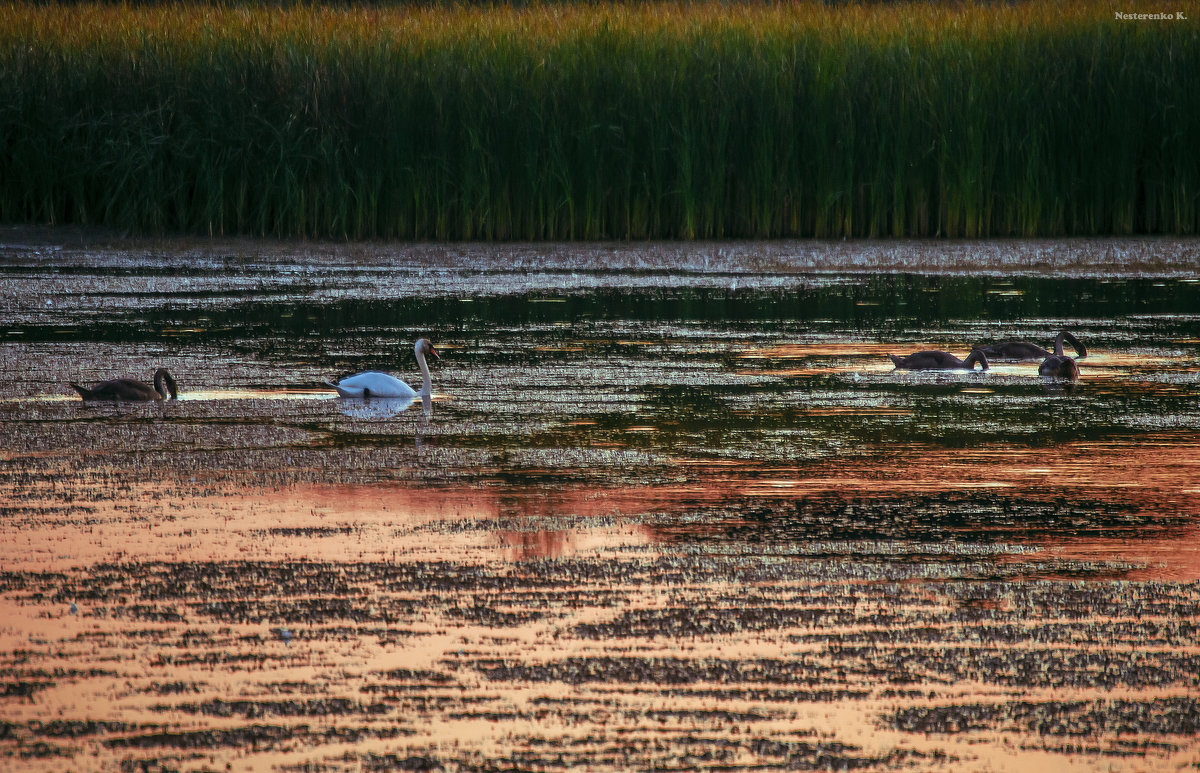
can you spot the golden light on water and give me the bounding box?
[2,434,1198,771]
[3,238,1200,770]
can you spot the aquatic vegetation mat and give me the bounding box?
[1,236,1199,770]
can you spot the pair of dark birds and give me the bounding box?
[888,331,1086,380]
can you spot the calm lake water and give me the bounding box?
[1,232,1199,772]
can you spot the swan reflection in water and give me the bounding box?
[336,393,432,420]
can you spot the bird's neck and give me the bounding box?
[416,352,432,396]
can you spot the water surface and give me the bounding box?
[1,232,1199,771]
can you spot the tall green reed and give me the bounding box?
[0,2,1195,239]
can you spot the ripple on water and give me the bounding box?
[1,236,1200,771]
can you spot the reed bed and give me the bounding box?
[1,2,1196,239]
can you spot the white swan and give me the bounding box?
[326,338,439,398]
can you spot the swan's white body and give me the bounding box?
[329,371,417,399]
[326,338,437,399]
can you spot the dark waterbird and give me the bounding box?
[1038,332,1084,381]
[70,368,178,401]
[977,331,1087,361]
[888,350,989,371]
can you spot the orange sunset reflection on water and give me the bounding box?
[2,433,1200,771]
[4,247,1200,771]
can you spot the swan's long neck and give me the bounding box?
[1061,331,1087,358]
[416,350,432,396]
[964,350,989,371]
[154,369,177,400]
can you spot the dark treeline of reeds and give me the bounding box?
[1,2,1197,239]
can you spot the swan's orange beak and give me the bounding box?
[428,346,440,361]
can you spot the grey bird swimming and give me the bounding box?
[70,368,178,401]
[1037,332,1083,381]
[977,331,1087,361]
[888,349,989,371]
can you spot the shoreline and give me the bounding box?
[2,225,1198,278]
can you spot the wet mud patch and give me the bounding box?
[475,655,842,686]
[251,526,360,538]
[159,698,391,720]
[0,681,56,700]
[660,687,873,702]
[795,618,1200,649]
[891,696,1200,739]
[704,491,1180,546]
[103,724,411,751]
[746,738,940,770]
[373,668,456,685]
[351,754,443,772]
[832,645,1200,690]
